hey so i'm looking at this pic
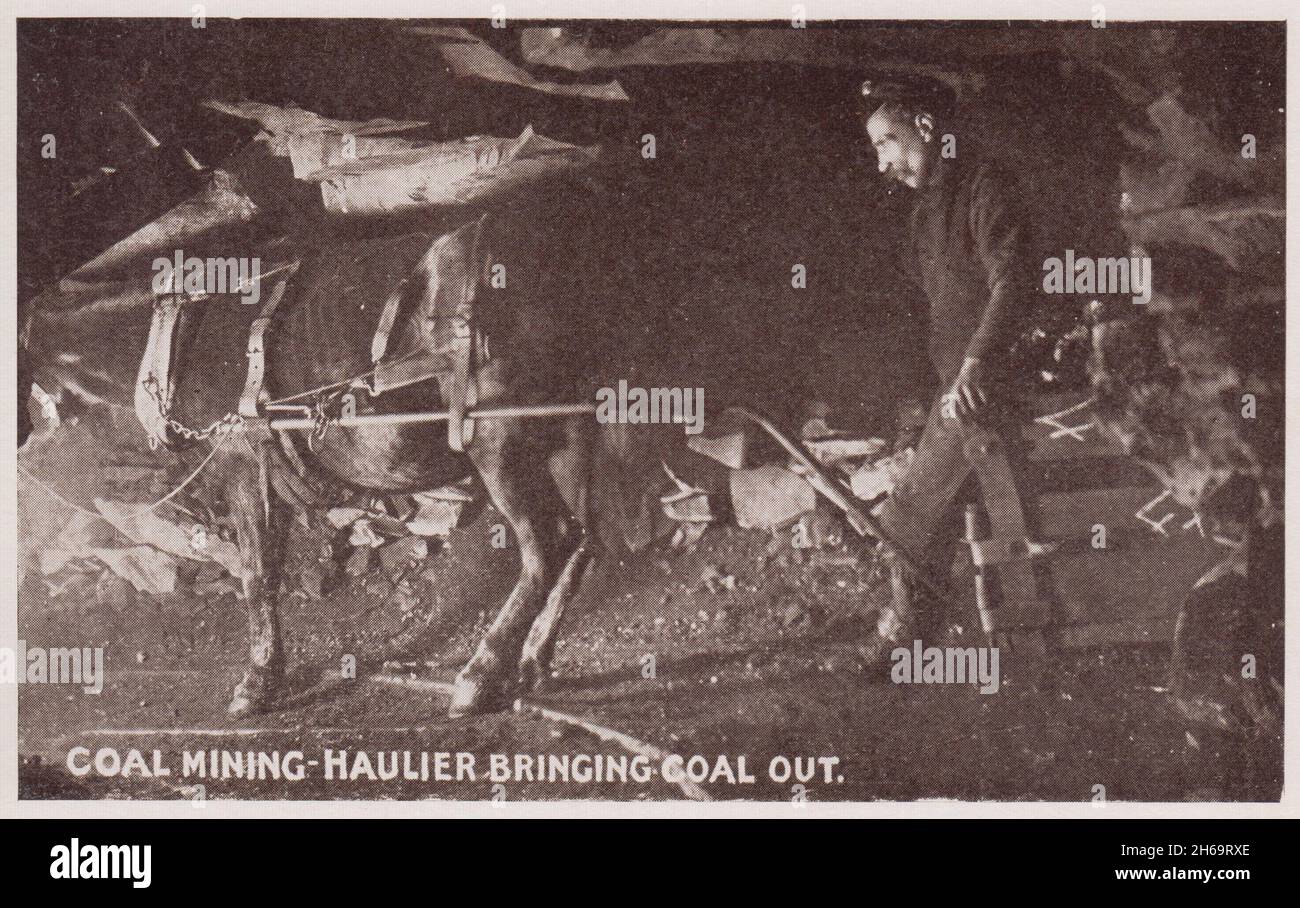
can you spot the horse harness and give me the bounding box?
[135,215,493,454]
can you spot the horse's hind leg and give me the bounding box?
[225,440,290,718]
[450,419,578,718]
[518,415,596,692]
[519,540,594,694]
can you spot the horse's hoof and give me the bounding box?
[227,671,282,719]
[448,673,513,719]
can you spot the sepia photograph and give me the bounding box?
[9,10,1287,812]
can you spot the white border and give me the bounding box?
[1,1,1295,819]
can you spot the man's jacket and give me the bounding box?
[908,156,1035,386]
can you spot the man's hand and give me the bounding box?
[944,357,988,423]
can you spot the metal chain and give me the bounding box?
[140,373,245,446]
[306,388,353,452]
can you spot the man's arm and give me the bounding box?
[946,168,1031,421]
[966,166,1031,364]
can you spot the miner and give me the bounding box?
[856,79,1039,668]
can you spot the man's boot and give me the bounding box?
[857,543,938,673]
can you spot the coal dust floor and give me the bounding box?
[18,508,1281,802]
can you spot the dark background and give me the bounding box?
[15,19,1286,430]
[16,18,1151,433]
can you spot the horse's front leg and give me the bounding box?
[449,417,577,718]
[225,439,290,718]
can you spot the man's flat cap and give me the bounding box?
[860,78,955,118]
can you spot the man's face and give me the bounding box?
[866,107,935,190]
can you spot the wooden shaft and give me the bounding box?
[725,405,965,615]
[268,402,596,431]
[966,503,996,636]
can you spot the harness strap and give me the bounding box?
[239,262,301,419]
[371,218,493,417]
[370,275,411,366]
[448,214,490,452]
[135,294,188,449]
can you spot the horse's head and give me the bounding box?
[20,155,268,448]
[20,278,157,438]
